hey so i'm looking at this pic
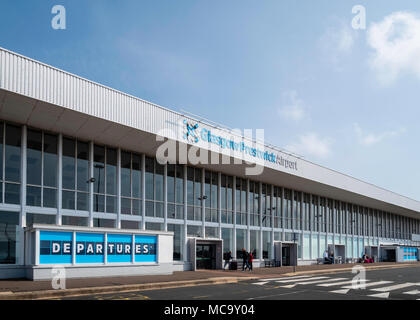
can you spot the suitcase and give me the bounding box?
[229,261,237,270]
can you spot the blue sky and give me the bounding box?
[1,1,420,200]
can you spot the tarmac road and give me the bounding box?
[61,265,420,300]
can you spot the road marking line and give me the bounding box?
[330,289,350,294]
[246,290,304,300]
[296,278,347,285]
[259,275,311,281]
[275,276,329,283]
[342,281,393,289]
[371,283,416,292]
[318,279,368,287]
[403,290,420,295]
[279,284,297,288]
[368,292,390,299]
[252,282,269,285]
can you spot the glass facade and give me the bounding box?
[0,121,420,266]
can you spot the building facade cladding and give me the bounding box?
[0,121,420,266]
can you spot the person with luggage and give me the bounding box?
[223,250,232,270]
[241,248,248,271]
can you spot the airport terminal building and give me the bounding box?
[0,47,419,280]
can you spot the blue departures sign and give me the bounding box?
[39,231,157,264]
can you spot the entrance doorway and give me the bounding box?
[282,246,291,266]
[196,244,216,269]
[278,243,297,266]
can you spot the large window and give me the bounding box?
[293,191,301,230]
[273,187,282,229]
[302,193,310,231]
[204,170,218,223]
[167,223,183,260]
[0,212,19,264]
[235,178,247,225]
[262,231,272,259]
[222,228,233,254]
[249,181,259,226]
[236,228,247,258]
[250,230,260,259]
[92,145,117,213]
[284,189,292,229]
[167,164,184,220]
[186,167,202,221]
[4,124,21,204]
[121,151,142,216]
[221,174,233,224]
[261,184,272,228]
[145,157,164,218]
[26,129,58,208]
[62,138,89,211]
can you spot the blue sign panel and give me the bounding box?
[135,235,157,263]
[107,234,132,263]
[39,231,158,265]
[75,233,105,264]
[40,231,73,264]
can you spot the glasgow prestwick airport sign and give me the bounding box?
[183,120,298,171]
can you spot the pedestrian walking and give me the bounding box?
[241,248,248,271]
[223,250,232,270]
[248,250,253,271]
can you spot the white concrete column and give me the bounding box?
[20,125,27,228]
[232,176,237,259]
[164,163,168,232]
[202,168,206,237]
[57,133,63,225]
[183,164,188,263]
[141,154,146,230]
[246,179,250,251]
[116,148,121,229]
[88,141,94,228]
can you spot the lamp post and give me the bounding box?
[292,232,298,273]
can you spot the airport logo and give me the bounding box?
[183,120,199,144]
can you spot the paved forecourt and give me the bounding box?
[62,266,420,300]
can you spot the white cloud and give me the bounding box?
[278,91,306,121]
[285,133,333,159]
[320,20,358,69]
[353,123,406,146]
[367,11,420,84]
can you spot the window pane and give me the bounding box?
[77,192,88,211]
[5,124,21,182]
[0,212,19,264]
[93,218,115,228]
[121,220,140,230]
[132,154,141,198]
[146,222,164,231]
[77,141,89,192]
[145,157,154,200]
[5,183,20,204]
[27,129,42,185]
[93,145,105,194]
[27,186,41,206]
[62,138,75,190]
[43,134,58,187]
[106,148,117,195]
[167,224,183,260]
[26,213,55,226]
[43,188,57,208]
[155,162,164,201]
[167,164,175,203]
[121,152,131,197]
[106,196,116,213]
[62,216,87,227]
[62,190,75,210]
[121,197,131,215]
[132,199,141,216]
[94,194,105,212]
